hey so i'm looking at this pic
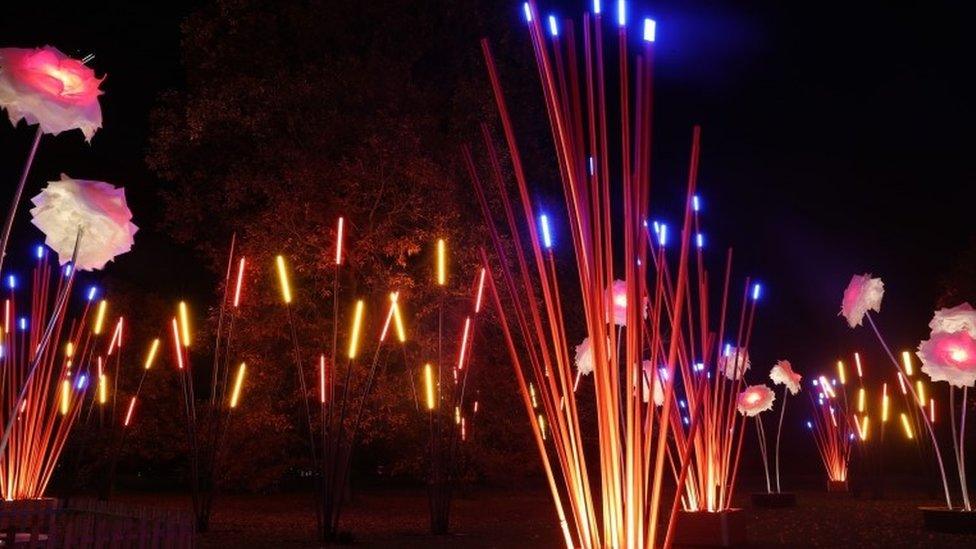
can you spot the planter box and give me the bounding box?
[827,479,848,493]
[920,507,976,534]
[673,508,747,547]
[751,492,796,508]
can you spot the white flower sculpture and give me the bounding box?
[918,303,976,388]
[641,360,664,406]
[769,359,802,395]
[737,384,776,417]
[840,274,884,328]
[719,346,750,380]
[30,175,137,270]
[0,46,104,140]
[575,336,595,376]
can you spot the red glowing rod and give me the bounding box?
[233,257,246,307]
[474,268,486,313]
[335,217,345,265]
[319,354,327,404]
[457,316,472,371]
[124,396,137,427]
[107,317,124,356]
[171,317,184,369]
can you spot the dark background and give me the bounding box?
[2,0,973,485]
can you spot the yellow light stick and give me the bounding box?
[93,299,108,335]
[60,380,70,415]
[233,257,246,308]
[66,342,74,358]
[124,397,137,426]
[836,360,846,385]
[882,383,890,423]
[854,352,863,378]
[902,351,913,376]
[538,414,547,440]
[276,255,292,304]
[423,363,436,410]
[455,406,461,425]
[916,380,926,407]
[230,362,246,408]
[929,398,936,423]
[391,294,406,343]
[144,338,160,369]
[857,388,866,413]
[530,382,539,408]
[178,301,191,347]
[436,238,447,286]
[3,299,9,332]
[347,299,365,359]
[900,412,914,439]
[98,374,107,405]
[860,415,870,441]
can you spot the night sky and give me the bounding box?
[1,0,973,470]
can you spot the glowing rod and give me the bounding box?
[60,380,70,415]
[229,362,246,408]
[98,374,107,405]
[836,360,846,385]
[930,398,936,423]
[900,412,914,439]
[93,300,108,335]
[474,268,486,313]
[457,317,472,371]
[857,388,865,413]
[540,214,553,249]
[233,257,246,307]
[347,300,365,359]
[643,18,656,42]
[320,354,327,404]
[436,239,447,286]
[854,352,863,378]
[392,299,406,343]
[916,380,926,407]
[335,217,345,265]
[145,338,160,369]
[902,351,913,376]
[276,255,292,304]
[171,318,184,369]
[107,317,124,356]
[124,397,137,426]
[424,363,436,410]
[896,372,907,394]
[539,414,548,440]
[379,293,398,343]
[178,301,191,347]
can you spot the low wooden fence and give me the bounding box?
[0,497,194,547]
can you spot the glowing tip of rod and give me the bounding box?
[6,275,14,290]
[593,0,601,15]
[658,224,667,246]
[692,194,700,212]
[87,286,98,301]
[752,282,762,301]
[523,2,532,22]
[643,18,656,42]
[617,0,626,26]
[696,233,704,248]
[35,245,45,259]
[539,214,553,249]
[548,15,558,36]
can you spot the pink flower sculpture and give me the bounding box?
[719,346,751,380]
[840,274,884,328]
[918,305,976,388]
[737,384,776,417]
[575,336,595,376]
[0,46,104,140]
[606,279,647,326]
[928,303,976,337]
[769,359,802,395]
[30,175,137,270]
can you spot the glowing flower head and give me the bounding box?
[606,279,647,326]
[719,346,750,380]
[769,359,802,395]
[737,384,776,417]
[575,336,595,376]
[641,360,665,406]
[30,175,137,270]
[840,274,884,328]
[928,303,976,338]
[0,46,104,140]
[917,329,976,388]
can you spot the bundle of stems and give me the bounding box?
[806,372,856,484]
[0,246,92,500]
[421,261,487,534]
[170,235,249,531]
[471,4,765,547]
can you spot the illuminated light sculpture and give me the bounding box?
[473,7,769,546]
[806,373,856,489]
[229,362,246,408]
[768,360,803,494]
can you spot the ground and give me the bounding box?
[118,485,976,547]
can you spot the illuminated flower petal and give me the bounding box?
[737,384,775,417]
[606,279,647,326]
[641,360,664,406]
[928,303,976,338]
[918,329,976,388]
[769,359,802,395]
[0,46,103,140]
[30,174,137,270]
[719,346,750,381]
[840,274,884,328]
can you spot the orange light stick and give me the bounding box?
[857,388,866,413]
[171,318,184,369]
[930,398,936,423]
[319,354,327,404]
[474,268,486,313]
[98,374,107,405]
[854,352,863,378]
[902,351,913,376]
[229,362,246,408]
[424,363,436,410]
[233,257,246,307]
[347,300,365,359]
[335,217,344,265]
[836,360,846,385]
[178,301,191,347]
[916,380,926,407]
[276,255,292,304]
[900,412,914,439]
[436,238,447,286]
[144,338,160,369]
[93,300,108,334]
[457,317,472,371]
[60,380,70,415]
[124,396,137,426]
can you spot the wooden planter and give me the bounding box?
[920,507,976,534]
[751,492,796,508]
[827,479,848,493]
[672,508,747,547]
